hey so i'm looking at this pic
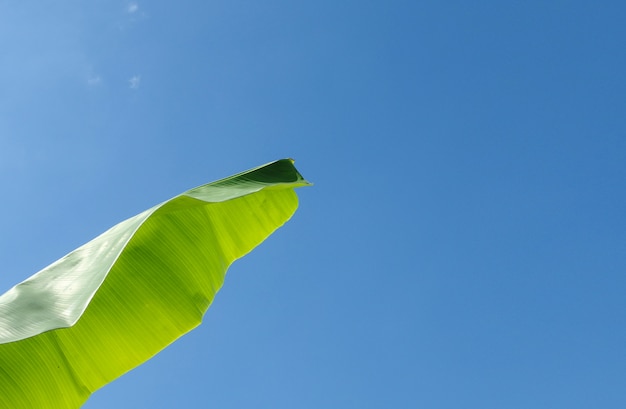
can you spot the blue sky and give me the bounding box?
[1,1,625,408]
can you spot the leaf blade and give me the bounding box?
[0,159,308,408]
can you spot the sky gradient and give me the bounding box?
[1,1,625,408]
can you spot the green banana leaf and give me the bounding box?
[0,159,309,408]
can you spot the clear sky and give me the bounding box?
[1,1,625,408]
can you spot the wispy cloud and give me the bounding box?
[127,2,139,14]
[129,75,141,89]
[118,1,147,30]
[87,75,102,86]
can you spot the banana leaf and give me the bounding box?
[0,159,309,408]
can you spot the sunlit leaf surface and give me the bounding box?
[0,159,309,408]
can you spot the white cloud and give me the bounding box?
[87,75,102,86]
[128,75,141,89]
[127,2,139,13]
